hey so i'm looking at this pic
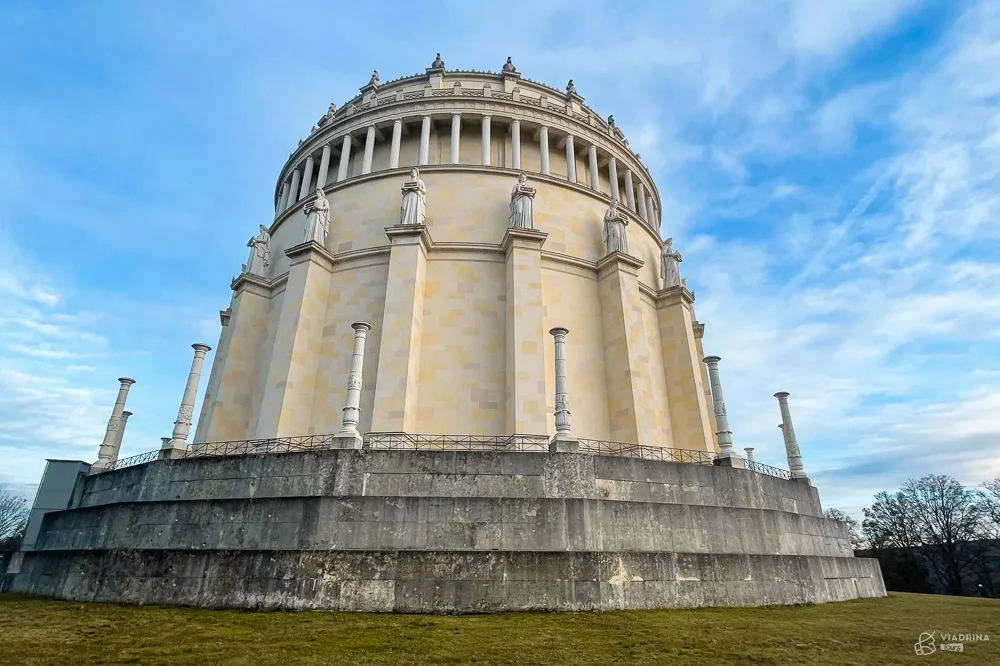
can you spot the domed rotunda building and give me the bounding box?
[196,55,712,451]
[5,56,886,613]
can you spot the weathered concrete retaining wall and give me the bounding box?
[5,450,885,611]
[10,549,885,612]
[78,450,824,516]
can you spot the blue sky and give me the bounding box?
[2,0,998,516]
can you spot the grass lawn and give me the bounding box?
[0,592,996,665]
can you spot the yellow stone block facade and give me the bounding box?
[193,67,717,452]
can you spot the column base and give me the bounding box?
[158,443,187,461]
[332,432,364,449]
[714,454,745,469]
[792,475,812,486]
[549,434,579,454]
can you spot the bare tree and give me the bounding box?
[0,485,28,540]
[862,490,922,551]
[824,508,863,550]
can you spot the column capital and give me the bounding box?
[117,377,137,386]
[192,343,212,354]
[384,223,433,252]
[703,355,722,365]
[230,272,272,297]
[285,240,336,271]
[596,251,643,278]
[352,321,373,333]
[549,326,569,337]
[501,227,547,254]
[774,391,790,400]
[655,284,696,308]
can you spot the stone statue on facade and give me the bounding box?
[660,237,683,289]
[303,187,330,244]
[603,200,629,255]
[502,57,517,73]
[319,102,337,126]
[431,53,445,69]
[508,172,536,230]
[368,70,379,87]
[243,225,270,276]
[607,115,616,129]
[566,79,577,95]
[400,168,427,226]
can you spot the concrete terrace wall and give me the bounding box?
[7,450,886,612]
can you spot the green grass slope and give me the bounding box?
[0,593,996,665]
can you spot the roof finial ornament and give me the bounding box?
[566,79,577,95]
[431,53,445,69]
[369,70,380,87]
[502,56,517,73]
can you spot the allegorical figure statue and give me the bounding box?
[508,172,536,229]
[243,224,270,276]
[400,168,427,225]
[303,187,330,244]
[660,237,683,288]
[603,200,629,254]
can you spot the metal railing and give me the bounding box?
[90,449,160,474]
[184,433,339,459]
[89,433,793,481]
[577,439,718,465]
[365,432,550,452]
[746,460,792,480]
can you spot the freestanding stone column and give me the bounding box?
[337,134,352,182]
[588,145,599,190]
[450,114,461,164]
[775,392,808,480]
[565,134,576,183]
[624,169,636,211]
[334,322,372,449]
[288,169,302,205]
[539,126,550,175]
[278,180,291,214]
[418,115,431,165]
[608,157,620,202]
[316,144,332,190]
[298,156,314,199]
[390,119,402,168]
[744,447,755,465]
[362,126,376,174]
[703,356,739,464]
[163,344,211,458]
[481,115,492,166]
[511,119,521,170]
[95,377,136,469]
[549,327,578,453]
[112,411,132,458]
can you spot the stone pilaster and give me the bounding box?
[95,377,135,469]
[596,251,657,445]
[371,225,432,433]
[194,272,272,443]
[254,241,335,438]
[501,227,548,436]
[692,320,718,442]
[655,287,715,452]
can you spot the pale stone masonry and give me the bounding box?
[193,59,708,450]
